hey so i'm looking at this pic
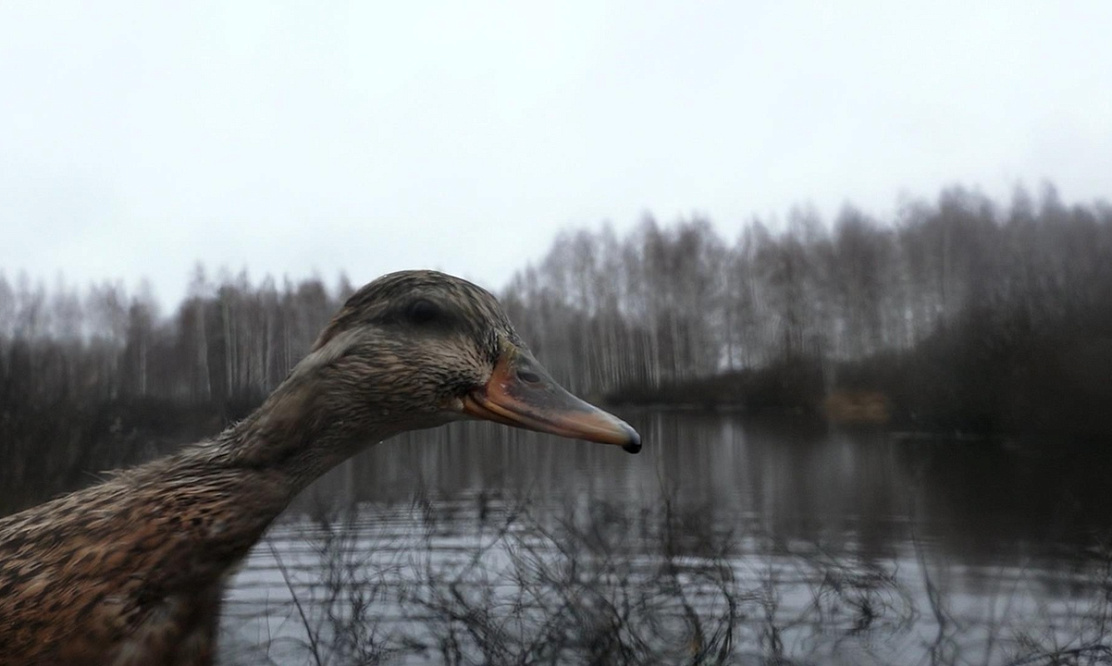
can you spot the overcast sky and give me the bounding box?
[2,1,1110,306]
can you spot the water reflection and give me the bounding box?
[5,412,1108,663]
[208,413,1111,662]
[221,413,1112,664]
[296,411,1111,567]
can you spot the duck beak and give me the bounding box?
[461,346,641,453]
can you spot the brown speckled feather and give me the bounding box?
[0,270,640,665]
[0,271,518,665]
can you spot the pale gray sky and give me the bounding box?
[2,1,1110,306]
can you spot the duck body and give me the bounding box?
[0,455,280,664]
[0,270,640,665]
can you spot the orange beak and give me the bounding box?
[461,346,641,453]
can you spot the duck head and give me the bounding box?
[291,270,640,453]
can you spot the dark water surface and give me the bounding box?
[213,412,1112,664]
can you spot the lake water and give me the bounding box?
[214,412,1112,665]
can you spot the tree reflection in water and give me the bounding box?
[219,415,1112,665]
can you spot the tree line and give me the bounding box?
[0,267,356,504]
[502,183,1112,436]
[0,266,355,408]
[503,184,1109,386]
[2,182,1110,501]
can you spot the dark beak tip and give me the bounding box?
[621,427,642,454]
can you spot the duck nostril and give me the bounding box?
[517,369,541,384]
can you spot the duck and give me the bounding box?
[0,270,640,666]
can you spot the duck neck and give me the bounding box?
[182,376,396,505]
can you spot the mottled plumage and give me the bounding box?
[0,270,639,665]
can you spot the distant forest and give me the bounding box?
[2,183,1110,500]
[503,183,1112,441]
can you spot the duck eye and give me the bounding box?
[405,299,443,325]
